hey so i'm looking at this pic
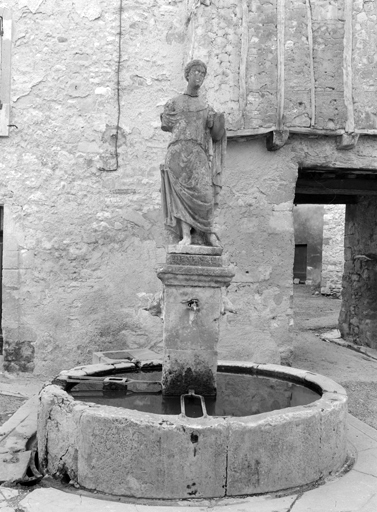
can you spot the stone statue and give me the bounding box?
[160,59,226,247]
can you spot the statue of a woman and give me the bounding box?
[160,60,226,246]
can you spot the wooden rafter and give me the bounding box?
[239,0,248,124]
[0,7,12,137]
[294,194,357,204]
[276,0,285,130]
[306,0,315,127]
[343,0,355,134]
[296,178,377,195]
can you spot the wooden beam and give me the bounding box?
[294,193,357,204]
[297,184,377,196]
[297,179,377,192]
[266,1,290,154]
[306,0,315,127]
[228,126,344,138]
[227,126,377,139]
[0,7,12,137]
[299,166,377,175]
[239,0,248,123]
[266,129,289,151]
[343,0,355,134]
[276,0,285,131]
[337,133,359,150]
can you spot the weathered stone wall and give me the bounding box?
[321,205,345,296]
[339,197,377,349]
[1,0,186,374]
[1,1,377,374]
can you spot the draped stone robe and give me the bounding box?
[160,94,226,236]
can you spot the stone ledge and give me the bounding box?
[166,253,223,267]
[168,245,223,256]
[157,264,235,287]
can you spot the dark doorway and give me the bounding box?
[293,165,377,350]
[293,244,307,283]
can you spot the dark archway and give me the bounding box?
[294,166,377,350]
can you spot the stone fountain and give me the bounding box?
[37,60,348,500]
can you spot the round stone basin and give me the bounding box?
[38,361,348,500]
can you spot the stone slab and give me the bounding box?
[353,447,377,478]
[163,285,222,351]
[347,413,377,452]
[93,348,160,364]
[157,264,234,287]
[226,410,323,495]
[0,488,20,500]
[18,488,140,512]
[0,395,38,442]
[0,450,31,484]
[0,395,38,484]
[291,469,377,512]
[168,244,223,256]
[166,253,223,267]
[77,407,228,499]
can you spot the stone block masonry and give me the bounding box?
[321,204,345,297]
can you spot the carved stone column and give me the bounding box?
[157,245,234,396]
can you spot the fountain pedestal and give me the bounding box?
[157,245,234,396]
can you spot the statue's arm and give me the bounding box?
[210,112,225,142]
[160,99,175,133]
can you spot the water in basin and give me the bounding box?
[68,369,320,418]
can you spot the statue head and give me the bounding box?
[184,60,207,82]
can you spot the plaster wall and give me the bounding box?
[321,204,345,296]
[293,205,324,289]
[1,1,377,374]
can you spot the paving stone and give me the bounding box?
[18,489,139,512]
[291,470,377,512]
[0,488,19,500]
[348,414,377,452]
[0,396,38,442]
[353,448,377,478]
[0,395,38,484]
[191,495,298,512]
[359,493,377,512]
[0,451,31,484]
[0,489,19,500]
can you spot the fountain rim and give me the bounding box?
[39,360,348,499]
[51,360,347,424]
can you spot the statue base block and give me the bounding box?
[157,245,234,396]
